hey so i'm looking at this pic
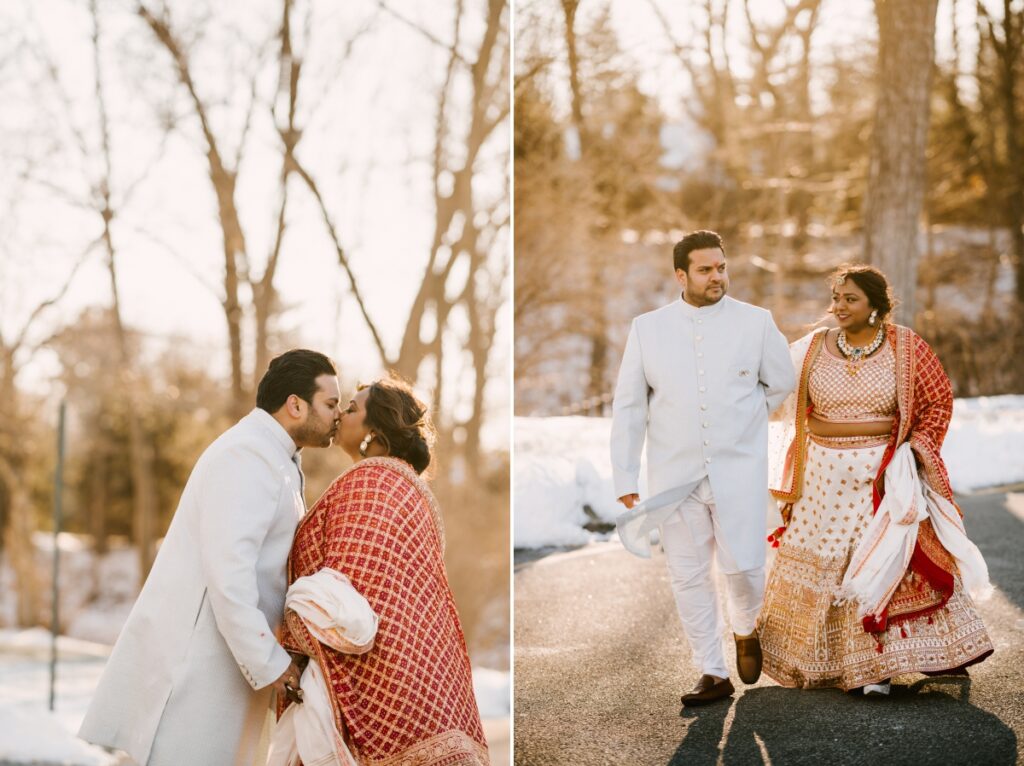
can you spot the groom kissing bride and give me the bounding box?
[80,350,489,765]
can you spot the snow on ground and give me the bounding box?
[472,666,511,718]
[514,395,1024,549]
[0,630,121,766]
[942,395,1024,492]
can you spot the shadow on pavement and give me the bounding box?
[666,701,731,766]
[668,681,1016,766]
[961,492,1024,617]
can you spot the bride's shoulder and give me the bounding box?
[791,326,829,350]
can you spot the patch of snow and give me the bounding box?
[472,667,510,719]
[0,704,117,766]
[944,396,1024,492]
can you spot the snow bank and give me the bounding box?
[0,705,117,766]
[944,395,1024,492]
[472,667,510,719]
[514,395,1024,549]
[513,417,633,548]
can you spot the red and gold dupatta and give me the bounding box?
[771,325,960,635]
[283,457,489,766]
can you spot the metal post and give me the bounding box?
[49,399,66,712]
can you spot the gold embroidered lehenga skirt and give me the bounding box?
[758,435,993,690]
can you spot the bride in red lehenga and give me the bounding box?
[281,375,489,765]
[758,264,993,695]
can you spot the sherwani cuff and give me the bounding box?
[613,471,639,500]
[250,643,292,691]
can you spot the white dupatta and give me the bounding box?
[266,569,378,766]
[836,443,992,619]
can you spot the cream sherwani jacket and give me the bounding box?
[611,295,794,570]
[79,408,304,766]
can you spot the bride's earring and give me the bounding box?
[869,309,878,326]
[359,432,373,457]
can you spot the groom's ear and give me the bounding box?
[284,393,307,420]
[675,267,688,289]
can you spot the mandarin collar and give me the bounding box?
[676,293,729,319]
[247,407,299,458]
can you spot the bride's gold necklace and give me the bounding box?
[837,325,885,376]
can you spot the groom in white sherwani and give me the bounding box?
[611,231,794,706]
[80,349,341,765]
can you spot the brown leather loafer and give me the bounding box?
[734,632,762,684]
[680,674,735,707]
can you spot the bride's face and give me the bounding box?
[338,387,371,458]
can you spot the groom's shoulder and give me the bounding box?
[197,415,279,469]
[634,300,678,325]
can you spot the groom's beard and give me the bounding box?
[688,282,727,306]
[296,413,336,447]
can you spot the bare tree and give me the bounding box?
[89,0,160,579]
[976,0,1024,381]
[863,0,939,324]
[292,0,510,468]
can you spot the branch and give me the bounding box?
[11,234,102,352]
[375,0,470,64]
[291,160,389,364]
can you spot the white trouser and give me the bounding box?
[660,478,765,680]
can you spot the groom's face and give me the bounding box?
[294,374,342,448]
[676,247,728,307]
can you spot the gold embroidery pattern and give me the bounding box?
[809,343,897,423]
[758,440,993,690]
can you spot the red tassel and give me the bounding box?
[927,615,933,625]
[900,625,908,638]
[875,642,883,654]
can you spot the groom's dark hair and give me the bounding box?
[673,230,724,273]
[256,349,337,413]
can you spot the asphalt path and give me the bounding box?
[513,491,1024,766]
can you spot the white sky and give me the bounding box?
[0,0,510,450]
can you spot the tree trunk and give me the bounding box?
[863,0,939,326]
[95,1,159,581]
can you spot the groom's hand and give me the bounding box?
[618,493,640,509]
[272,660,303,702]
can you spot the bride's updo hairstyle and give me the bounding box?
[828,263,899,323]
[362,375,436,475]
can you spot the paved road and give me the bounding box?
[513,491,1024,765]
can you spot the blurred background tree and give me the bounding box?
[515,0,1024,417]
[0,0,509,669]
